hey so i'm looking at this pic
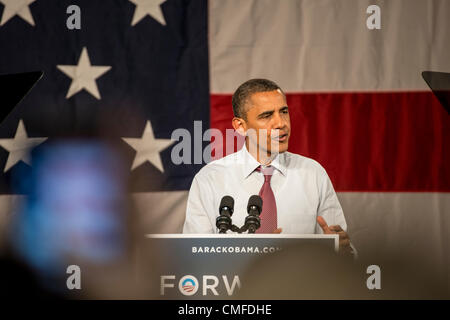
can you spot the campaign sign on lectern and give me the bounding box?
[139,234,338,299]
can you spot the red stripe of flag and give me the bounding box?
[210,92,450,192]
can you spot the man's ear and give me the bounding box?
[232,117,246,136]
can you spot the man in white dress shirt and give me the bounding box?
[183,79,352,253]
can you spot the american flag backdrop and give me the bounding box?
[0,0,209,234]
[0,0,449,272]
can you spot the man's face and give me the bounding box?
[238,90,291,155]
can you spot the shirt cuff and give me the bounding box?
[349,242,359,260]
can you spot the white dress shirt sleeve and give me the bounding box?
[314,166,358,258]
[314,167,348,234]
[182,175,216,233]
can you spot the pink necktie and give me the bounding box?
[255,166,277,233]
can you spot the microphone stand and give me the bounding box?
[226,220,260,234]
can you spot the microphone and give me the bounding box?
[245,195,262,233]
[216,196,234,233]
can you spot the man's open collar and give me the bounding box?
[239,144,287,179]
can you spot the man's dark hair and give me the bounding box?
[232,79,284,120]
